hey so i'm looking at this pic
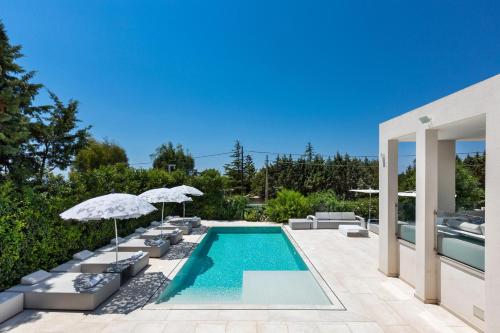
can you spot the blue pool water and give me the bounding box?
[157,227,331,305]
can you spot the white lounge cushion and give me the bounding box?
[81,274,104,289]
[341,212,356,220]
[459,222,483,235]
[445,217,468,229]
[73,250,94,261]
[110,237,126,244]
[21,270,51,285]
[135,227,147,234]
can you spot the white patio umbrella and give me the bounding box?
[170,185,203,217]
[60,193,157,267]
[139,188,192,234]
[350,188,379,221]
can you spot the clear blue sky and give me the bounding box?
[1,0,497,171]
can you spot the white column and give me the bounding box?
[379,138,399,276]
[438,140,456,213]
[485,111,500,333]
[415,128,439,303]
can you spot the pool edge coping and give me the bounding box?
[142,224,346,311]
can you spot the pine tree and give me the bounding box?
[224,140,244,194]
[28,92,90,181]
[0,22,42,179]
[243,154,256,193]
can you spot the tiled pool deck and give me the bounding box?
[0,221,477,333]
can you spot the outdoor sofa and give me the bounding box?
[7,271,120,310]
[140,228,183,244]
[397,216,485,271]
[311,212,364,229]
[152,220,192,235]
[289,212,364,230]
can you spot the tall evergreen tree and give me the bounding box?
[243,154,256,193]
[224,140,244,194]
[28,92,90,181]
[0,22,42,179]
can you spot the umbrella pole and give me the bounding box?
[114,218,118,267]
[183,202,186,218]
[161,202,164,236]
[369,192,372,222]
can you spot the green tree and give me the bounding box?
[27,92,90,181]
[0,22,42,180]
[243,154,255,193]
[151,142,194,172]
[73,138,128,172]
[224,140,244,194]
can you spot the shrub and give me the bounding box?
[265,189,310,223]
[244,206,266,222]
[307,191,338,213]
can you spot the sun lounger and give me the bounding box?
[339,225,369,237]
[0,291,23,324]
[152,221,192,235]
[169,216,201,228]
[140,228,183,244]
[79,251,149,276]
[7,271,120,310]
[117,238,170,258]
[288,218,314,230]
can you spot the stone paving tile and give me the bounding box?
[257,321,288,333]
[226,321,258,333]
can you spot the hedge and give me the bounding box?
[0,165,245,291]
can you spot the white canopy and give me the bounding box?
[60,193,156,221]
[60,193,156,266]
[170,185,204,197]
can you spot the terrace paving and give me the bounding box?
[0,221,477,333]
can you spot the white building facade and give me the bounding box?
[378,75,500,332]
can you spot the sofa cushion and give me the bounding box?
[341,212,356,220]
[459,222,483,235]
[73,250,94,261]
[316,212,342,220]
[445,217,468,229]
[21,270,51,285]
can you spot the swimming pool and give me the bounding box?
[156,226,332,305]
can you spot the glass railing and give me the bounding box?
[436,211,485,271]
[397,198,416,244]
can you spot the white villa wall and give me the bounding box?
[379,74,500,332]
[399,241,416,287]
[440,259,485,332]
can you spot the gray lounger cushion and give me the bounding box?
[139,229,183,244]
[79,251,149,276]
[118,238,170,258]
[51,260,82,273]
[73,250,94,261]
[21,270,52,285]
[8,273,120,310]
[155,222,192,235]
